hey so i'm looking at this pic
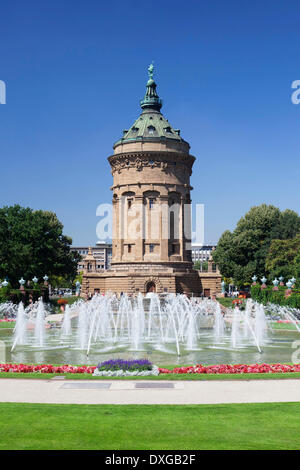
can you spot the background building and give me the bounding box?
[191,244,217,263]
[71,241,112,272]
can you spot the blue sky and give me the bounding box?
[0,0,299,245]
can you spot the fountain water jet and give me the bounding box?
[61,304,72,337]
[11,302,28,351]
[34,299,46,347]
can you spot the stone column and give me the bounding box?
[159,195,169,261]
[133,195,144,261]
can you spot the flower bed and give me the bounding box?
[276,320,300,324]
[159,363,300,374]
[1,362,300,376]
[93,359,159,377]
[0,319,15,322]
[0,364,96,374]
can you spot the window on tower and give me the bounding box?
[148,126,156,134]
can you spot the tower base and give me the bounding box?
[82,263,221,298]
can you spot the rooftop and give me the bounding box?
[113,64,189,150]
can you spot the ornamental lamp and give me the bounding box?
[261,276,267,290]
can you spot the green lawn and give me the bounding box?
[269,321,298,331]
[216,297,235,308]
[0,322,15,329]
[0,402,298,450]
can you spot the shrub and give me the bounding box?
[251,285,300,307]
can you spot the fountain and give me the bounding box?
[61,304,72,337]
[3,294,300,365]
[11,302,28,351]
[213,301,226,342]
[34,299,46,347]
[0,302,18,318]
[11,299,48,351]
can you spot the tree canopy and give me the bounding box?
[266,233,300,281]
[212,204,300,286]
[0,205,80,286]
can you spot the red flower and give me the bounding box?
[0,363,96,374]
[158,363,300,375]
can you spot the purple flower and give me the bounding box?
[97,358,152,372]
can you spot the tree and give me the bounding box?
[213,204,300,286]
[0,205,81,286]
[266,233,300,280]
[193,260,208,271]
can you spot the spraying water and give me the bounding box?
[34,299,46,347]
[61,304,72,336]
[11,302,28,351]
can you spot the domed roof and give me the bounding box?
[113,64,189,150]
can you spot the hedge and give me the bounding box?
[251,285,300,308]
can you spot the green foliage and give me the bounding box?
[49,296,79,310]
[251,285,300,308]
[0,205,81,286]
[50,275,73,289]
[193,261,208,271]
[266,233,300,280]
[74,271,83,285]
[0,286,46,305]
[0,282,11,303]
[213,204,300,286]
[194,260,200,270]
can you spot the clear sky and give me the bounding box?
[0,0,299,246]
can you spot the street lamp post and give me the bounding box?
[75,281,81,297]
[261,276,267,289]
[286,280,293,296]
[19,277,26,292]
[221,280,226,295]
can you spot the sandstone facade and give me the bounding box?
[82,65,221,297]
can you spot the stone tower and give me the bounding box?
[82,65,217,296]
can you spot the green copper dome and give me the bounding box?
[113,63,189,150]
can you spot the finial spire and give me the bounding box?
[140,62,162,112]
[148,62,154,80]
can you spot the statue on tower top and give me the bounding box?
[148,62,154,79]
